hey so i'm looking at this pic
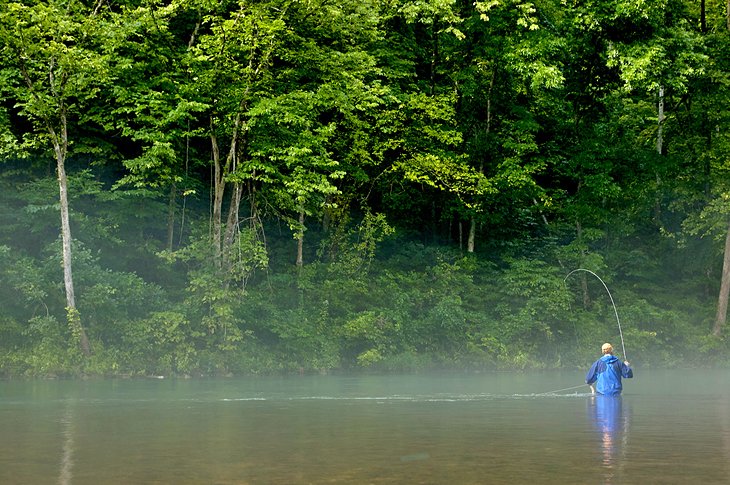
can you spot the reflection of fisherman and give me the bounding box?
[589,394,628,477]
[592,394,622,434]
[586,343,633,395]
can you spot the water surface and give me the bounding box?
[1,369,729,484]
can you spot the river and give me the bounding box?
[1,369,729,484]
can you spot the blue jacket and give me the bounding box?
[585,354,633,396]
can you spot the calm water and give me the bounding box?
[1,369,729,484]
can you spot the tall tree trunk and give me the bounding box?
[223,181,244,273]
[296,210,305,267]
[713,221,730,336]
[576,220,591,309]
[657,86,664,155]
[50,118,90,356]
[322,195,333,234]
[248,178,259,232]
[210,127,224,267]
[210,112,242,268]
[458,221,463,251]
[468,70,495,254]
[655,86,665,226]
[166,182,176,251]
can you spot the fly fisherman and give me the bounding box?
[586,343,633,396]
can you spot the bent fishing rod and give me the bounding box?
[564,268,627,363]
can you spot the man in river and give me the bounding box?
[586,343,633,396]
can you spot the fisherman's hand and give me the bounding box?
[624,361,630,366]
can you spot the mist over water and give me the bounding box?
[1,369,729,484]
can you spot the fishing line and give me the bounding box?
[565,268,627,362]
[534,384,587,396]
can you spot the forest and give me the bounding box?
[0,0,729,377]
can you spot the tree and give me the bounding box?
[637,0,730,336]
[248,93,347,266]
[108,1,207,252]
[239,0,388,267]
[465,0,565,250]
[0,0,117,356]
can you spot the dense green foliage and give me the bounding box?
[0,0,729,376]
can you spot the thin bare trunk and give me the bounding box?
[323,196,331,233]
[655,86,665,225]
[248,178,258,229]
[533,198,550,226]
[581,272,590,309]
[713,222,730,336]
[248,178,267,255]
[179,122,190,246]
[657,86,664,155]
[467,70,495,254]
[166,182,176,251]
[91,0,107,16]
[210,127,224,266]
[296,210,305,267]
[467,219,476,253]
[223,182,244,269]
[210,113,242,268]
[51,118,90,356]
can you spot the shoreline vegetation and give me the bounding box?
[1,220,727,378]
[1,0,729,378]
